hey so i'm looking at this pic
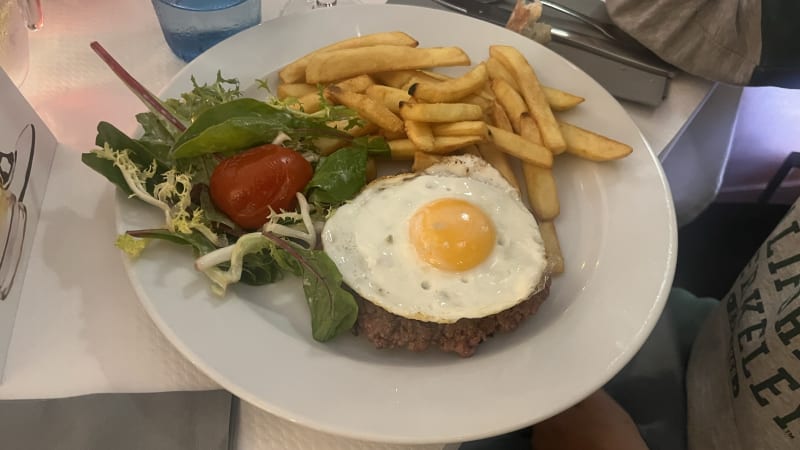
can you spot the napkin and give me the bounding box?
[0,390,232,450]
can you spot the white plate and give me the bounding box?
[117,5,676,444]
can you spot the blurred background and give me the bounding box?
[719,87,800,203]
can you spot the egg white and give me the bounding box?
[322,155,548,323]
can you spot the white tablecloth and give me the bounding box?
[0,0,712,448]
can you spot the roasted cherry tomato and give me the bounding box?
[209,144,313,230]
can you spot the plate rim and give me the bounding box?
[118,4,678,444]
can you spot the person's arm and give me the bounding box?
[605,0,800,88]
[532,390,649,450]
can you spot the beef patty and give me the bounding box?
[354,277,551,357]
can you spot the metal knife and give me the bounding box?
[431,0,512,27]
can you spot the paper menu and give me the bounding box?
[0,68,57,381]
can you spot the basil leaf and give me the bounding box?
[268,238,358,342]
[306,147,368,206]
[172,116,285,159]
[301,249,358,341]
[172,98,288,152]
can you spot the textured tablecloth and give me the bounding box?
[0,0,712,449]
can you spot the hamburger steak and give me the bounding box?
[354,276,551,357]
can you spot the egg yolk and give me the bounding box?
[408,198,496,272]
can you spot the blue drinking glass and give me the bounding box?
[152,0,262,62]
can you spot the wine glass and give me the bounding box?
[0,0,44,86]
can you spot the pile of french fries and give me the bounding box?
[277,31,633,275]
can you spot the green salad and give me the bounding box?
[82,73,389,342]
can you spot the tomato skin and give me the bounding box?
[209,144,313,230]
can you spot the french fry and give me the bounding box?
[477,104,519,189]
[543,87,584,112]
[314,137,348,156]
[294,91,324,114]
[522,164,559,220]
[412,152,444,172]
[430,135,484,153]
[409,63,488,103]
[518,113,544,146]
[373,70,417,88]
[490,45,566,152]
[461,144,482,157]
[538,221,564,274]
[326,120,379,138]
[405,120,435,152]
[373,69,444,89]
[491,78,527,133]
[277,83,317,100]
[306,46,471,84]
[486,56,520,91]
[325,85,404,134]
[460,92,495,113]
[344,122,380,137]
[293,74,375,113]
[365,85,411,114]
[488,125,553,168]
[352,122,379,137]
[418,71,495,102]
[517,113,559,219]
[490,101,514,132]
[401,79,432,92]
[419,70,451,81]
[366,158,378,182]
[476,142,520,190]
[488,58,584,111]
[335,74,376,93]
[389,139,417,159]
[389,136,484,157]
[477,84,496,102]
[399,102,483,123]
[431,121,488,138]
[381,128,407,140]
[419,71,498,102]
[279,31,419,83]
[401,71,496,107]
[519,116,555,208]
[559,121,633,161]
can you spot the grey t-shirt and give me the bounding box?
[686,201,800,450]
[605,0,762,85]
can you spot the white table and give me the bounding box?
[0,0,714,448]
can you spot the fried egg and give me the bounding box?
[321,154,548,323]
